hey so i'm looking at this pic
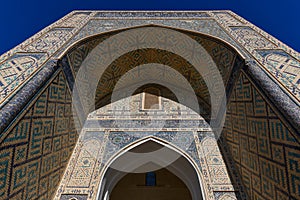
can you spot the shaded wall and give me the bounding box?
[222,71,300,199]
[0,70,78,199]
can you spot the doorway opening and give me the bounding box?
[98,139,203,200]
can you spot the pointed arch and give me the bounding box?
[96,136,208,200]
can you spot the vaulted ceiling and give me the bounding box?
[65,25,243,119]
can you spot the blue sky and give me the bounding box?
[0,0,299,54]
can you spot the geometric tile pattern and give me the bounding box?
[213,12,245,26]
[200,136,234,191]
[0,55,36,90]
[211,11,300,102]
[0,53,45,104]
[222,71,300,200]
[221,10,299,61]
[61,18,243,58]
[0,12,91,106]
[0,27,75,105]
[195,132,237,196]
[66,31,238,115]
[1,27,74,100]
[58,13,90,27]
[257,49,300,99]
[66,36,111,77]
[24,28,73,54]
[0,71,77,200]
[103,130,197,164]
[66,21,242,124]
[230,27,277,50]
[94,11,211,18]
[214,192,239,200]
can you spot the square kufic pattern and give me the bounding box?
[0,148,12,198]
[14,144,28,165]
[285,147,300,198]
[0,71,78,199]
[222,71,300,200]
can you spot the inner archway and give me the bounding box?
[99,139,204,200]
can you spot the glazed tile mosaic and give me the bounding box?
[222,72,300,199]
[0,70,78,199]
[66,33,238,116]
[0,10,299,200]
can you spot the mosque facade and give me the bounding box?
[0,11,299,200]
